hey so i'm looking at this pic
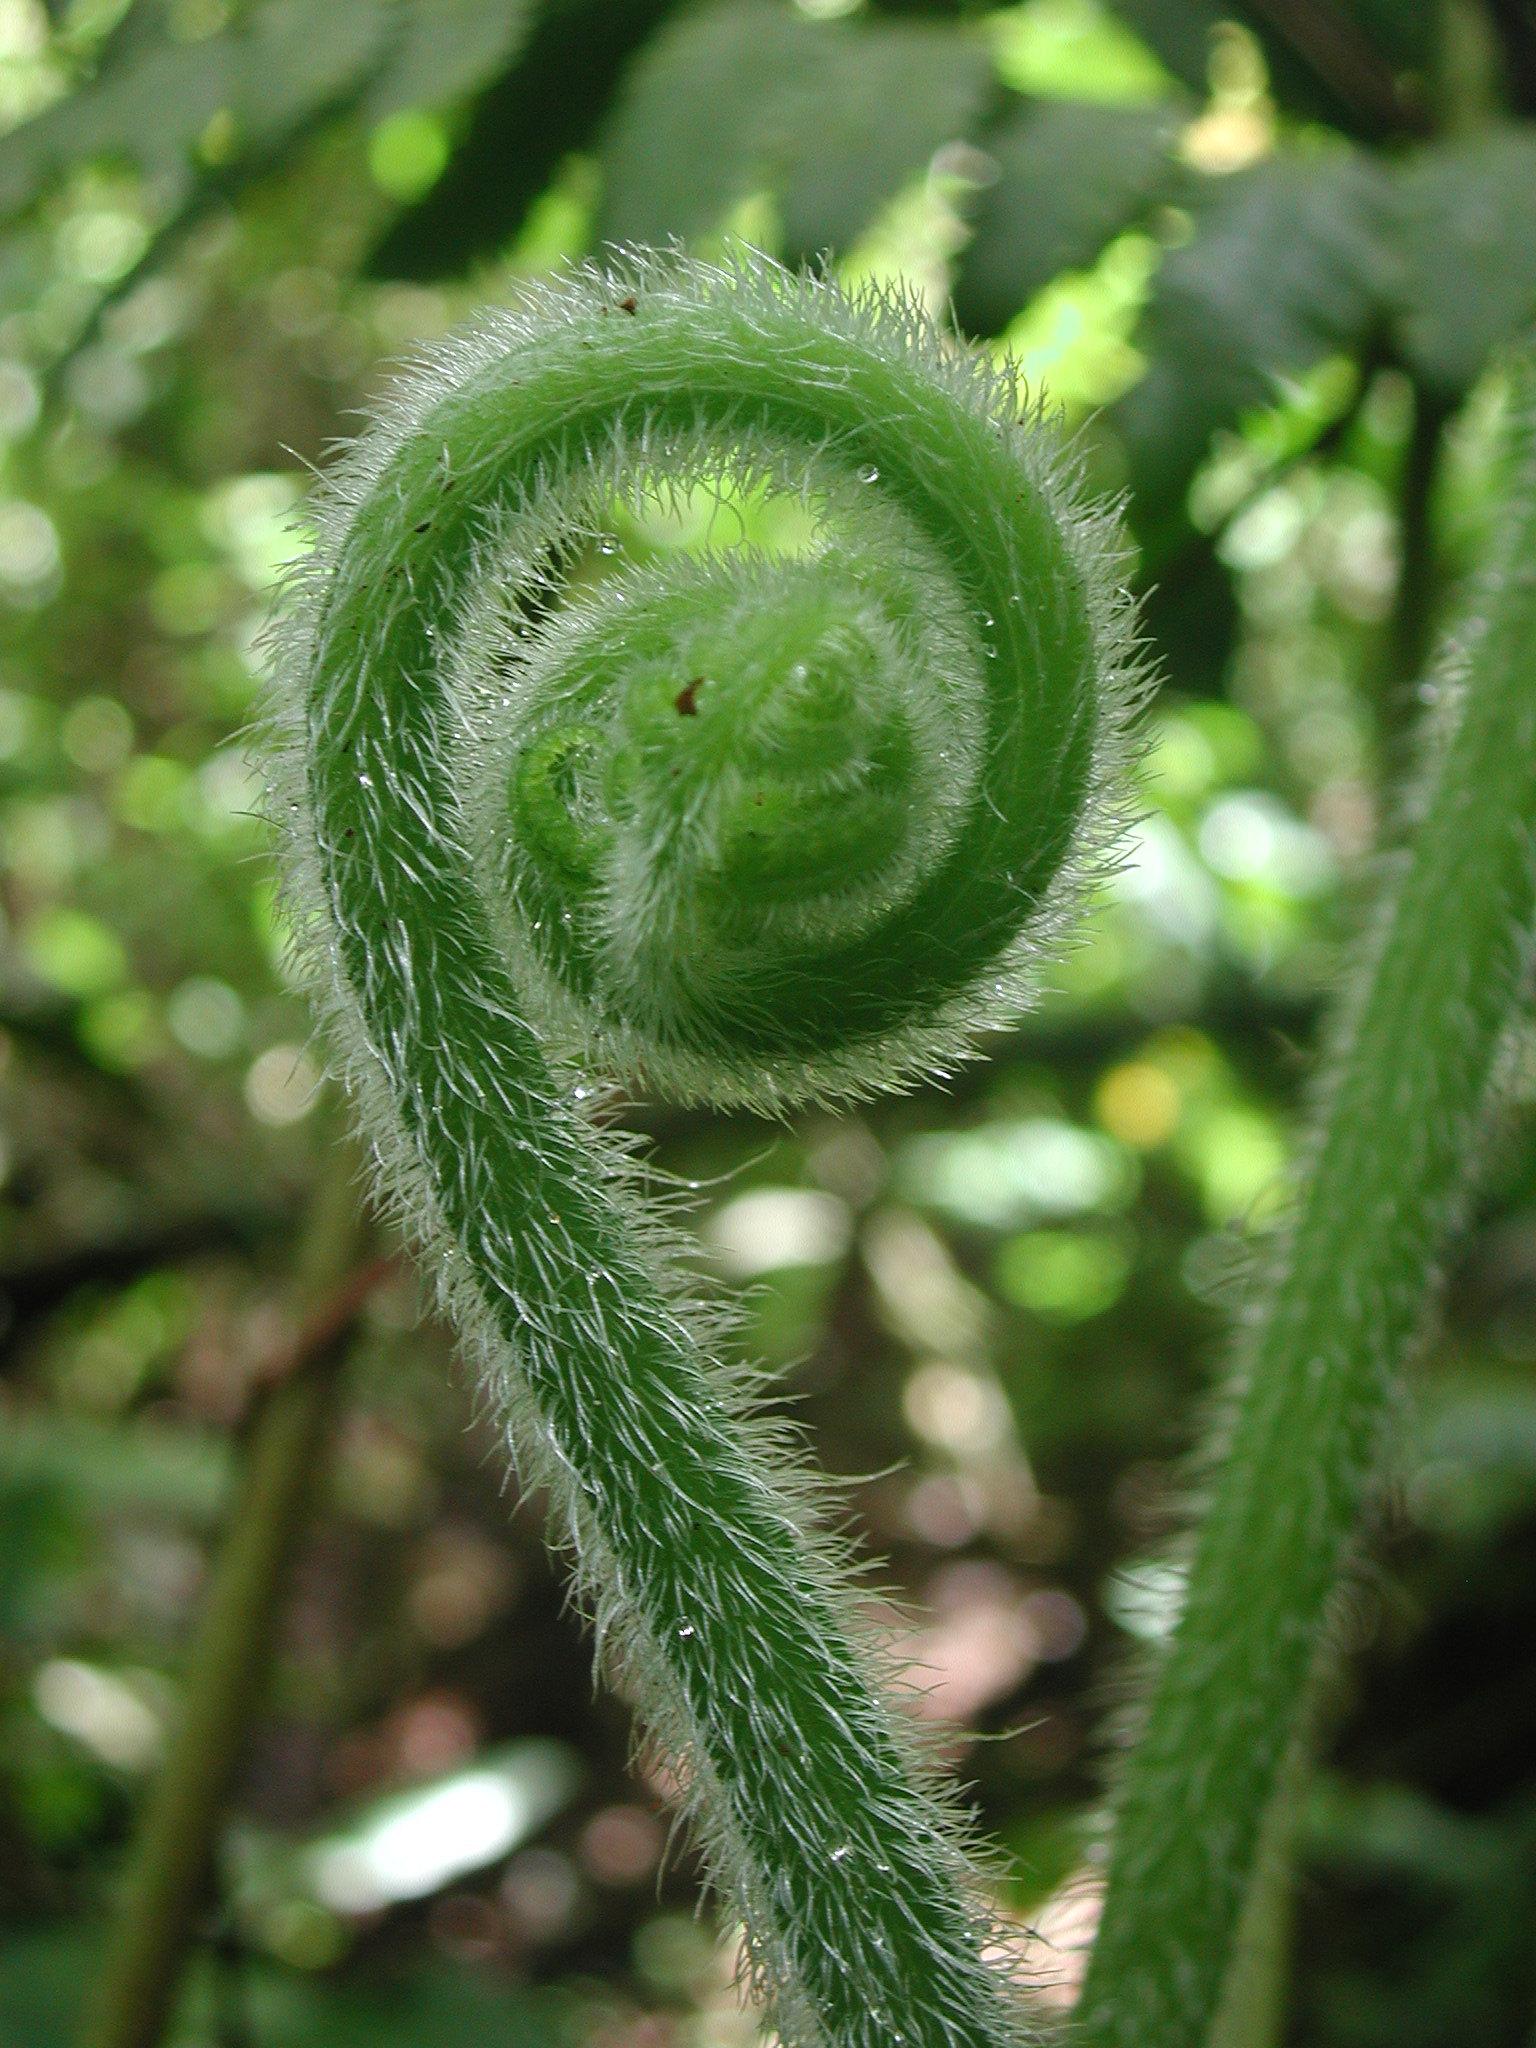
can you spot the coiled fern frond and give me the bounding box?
[266,253,1142,2048]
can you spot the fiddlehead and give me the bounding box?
[267,254,1139,2048]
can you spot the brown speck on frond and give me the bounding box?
[675,679,702,716]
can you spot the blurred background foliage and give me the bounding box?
[0,0,1534,2043]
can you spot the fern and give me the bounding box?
[266,252,1142,2048]
[266,239,1536,2048]
[1078,346,1536,2048]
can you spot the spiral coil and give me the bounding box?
[269,255,1139,2048]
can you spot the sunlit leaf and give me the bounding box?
[985,0,1177,108]
[596,0,994,260]
[0,1,393,219]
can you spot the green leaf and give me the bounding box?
[984,0,1179,108]
[364,0,537,118]
[777,22,996,260]
[953,96,1182,338]
[1390,126,1536,398]
[0,37,230,216]
[596,0,815,249]
[596,0,995,260]
[0,0,392,221]
[238,0,395,151]
[369,0,678,280]
[1114,147,1391,521]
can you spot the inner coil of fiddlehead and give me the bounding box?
[300,260,1139,1112]
[451,421,1105,1107]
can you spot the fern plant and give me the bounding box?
[1077,346,1536,2046]
[268,252,1141,2048]
[269,245,1536,2048]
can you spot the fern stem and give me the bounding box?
[1076,349,1536,2048]
[82,1154,378,2048]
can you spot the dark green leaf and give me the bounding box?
[1389,126,1536,397]
[595,0,995,261]
[953,97,1183,338]
[777,20,995,259]
[1235,0,1427,135]
[370,0,678,279]
[1335,0,1435,76]
[0,38,230,216]
[1489,0,1536,119]
[597,0,826,251]
[1115,147,1391,519]
[238,0,395,151]
[1104,0,1226,92]
[364,0,538,119]
[1110,0,1422,137]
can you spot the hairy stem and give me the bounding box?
[277,257,1140,2048]
[81,1152,381,2048]
[1076,350,1536,2047]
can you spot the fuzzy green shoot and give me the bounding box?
[269,255,1140,2048]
